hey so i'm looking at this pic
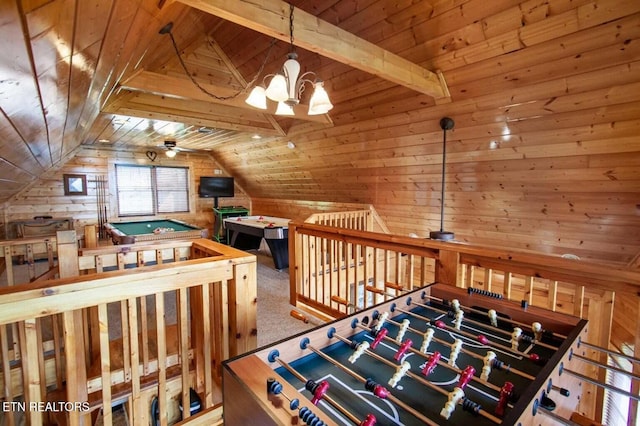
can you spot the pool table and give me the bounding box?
[104,219,207,245]
[223,215,290,270]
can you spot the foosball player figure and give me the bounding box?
[440,387,465,419]
[348,340,370,363]
[305,379,329,405]
[421,351,441,376]
[394,338,413,361]
[495,381,514,416]
[370,327,388,349]
[388,361,411,388]
[458,365,475,389]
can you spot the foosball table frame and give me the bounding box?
[223,283,589,425]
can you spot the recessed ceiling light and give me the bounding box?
[287,141,295,149]
[98,139,111,143]
[251,134,262,139]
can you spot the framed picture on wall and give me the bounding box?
[63,174,87,196]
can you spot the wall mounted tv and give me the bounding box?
[199,176,234,202]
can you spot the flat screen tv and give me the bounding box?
[199,176,234,199]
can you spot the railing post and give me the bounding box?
[435,248,459,286]
[57,230,90,425]
[229,261,257,356]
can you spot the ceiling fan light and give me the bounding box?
[265,73,289,102]
[275,101,295,116]
[165,149,177,158]
[308,82,333,115]
[245,86,267,109]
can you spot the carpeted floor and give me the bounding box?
[254,252,315,347]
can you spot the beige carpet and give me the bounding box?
[255,251,315,347]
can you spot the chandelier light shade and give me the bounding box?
[308,81,333,115]
[245,86,267,109]
[244,6,332,116]
[275,101,295,116]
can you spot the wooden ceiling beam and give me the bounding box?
[176,0,451,100]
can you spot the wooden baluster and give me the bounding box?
[0,324,15,426]
[98,303,112,424]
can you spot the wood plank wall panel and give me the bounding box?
[0,0,638,266]
[3,147,249,239]
[210,1,640,264]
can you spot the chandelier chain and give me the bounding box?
[289,3,295,49]
[163,26,277,101]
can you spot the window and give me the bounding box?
[115,165,189,216]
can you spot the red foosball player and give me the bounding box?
[458,365,475,389]
[421,351,441,376]
[305,379,329,406]
[394,339,413,361]
[370,327,388,349]
[495,381,514,416]
[360,413,377,426]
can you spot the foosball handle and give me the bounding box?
[290,310,309,323]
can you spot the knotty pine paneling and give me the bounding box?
[4,147,249,240]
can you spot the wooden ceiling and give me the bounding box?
[1,0,639,262]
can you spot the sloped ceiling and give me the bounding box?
[1,0,639,261]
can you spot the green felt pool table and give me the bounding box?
[104,219,207,245]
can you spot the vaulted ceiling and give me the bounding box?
[1,0,639,262]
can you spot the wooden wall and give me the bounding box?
[1,147,250,240]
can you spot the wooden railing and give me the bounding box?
[304,206,390,233]
[0,232,256,426]
[289,217,640,423]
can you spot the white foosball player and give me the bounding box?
[396,318,410,343]
[449,338,463,366]
[440,387,465,419]
[420,328,434,353]
[481,351,497,381]
[511,327,522,350]
[388,361,411,388]
[348,341,369,363]
[488,309,498,327]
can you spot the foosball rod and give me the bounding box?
[271,353,365,425]
[577,338,640,364]
[332,330,513,414]
[561,367,640,402]
[538,406,583,426]
[413,299,559,351]
[363,315,505,394]
[421,293,568,340]
[571,351,640,381]
[399,304,535,359]
[377,306,538,382]
[301,340,441,426]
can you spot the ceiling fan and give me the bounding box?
[157,140,197,158]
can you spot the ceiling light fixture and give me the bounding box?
[164,140,177,158]
[245,4,333,116]
[429,117,455,241]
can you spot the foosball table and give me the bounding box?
[223,283,590,425]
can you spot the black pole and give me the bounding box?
[430,117,455,241]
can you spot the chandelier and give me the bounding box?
[245,5,333,116]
